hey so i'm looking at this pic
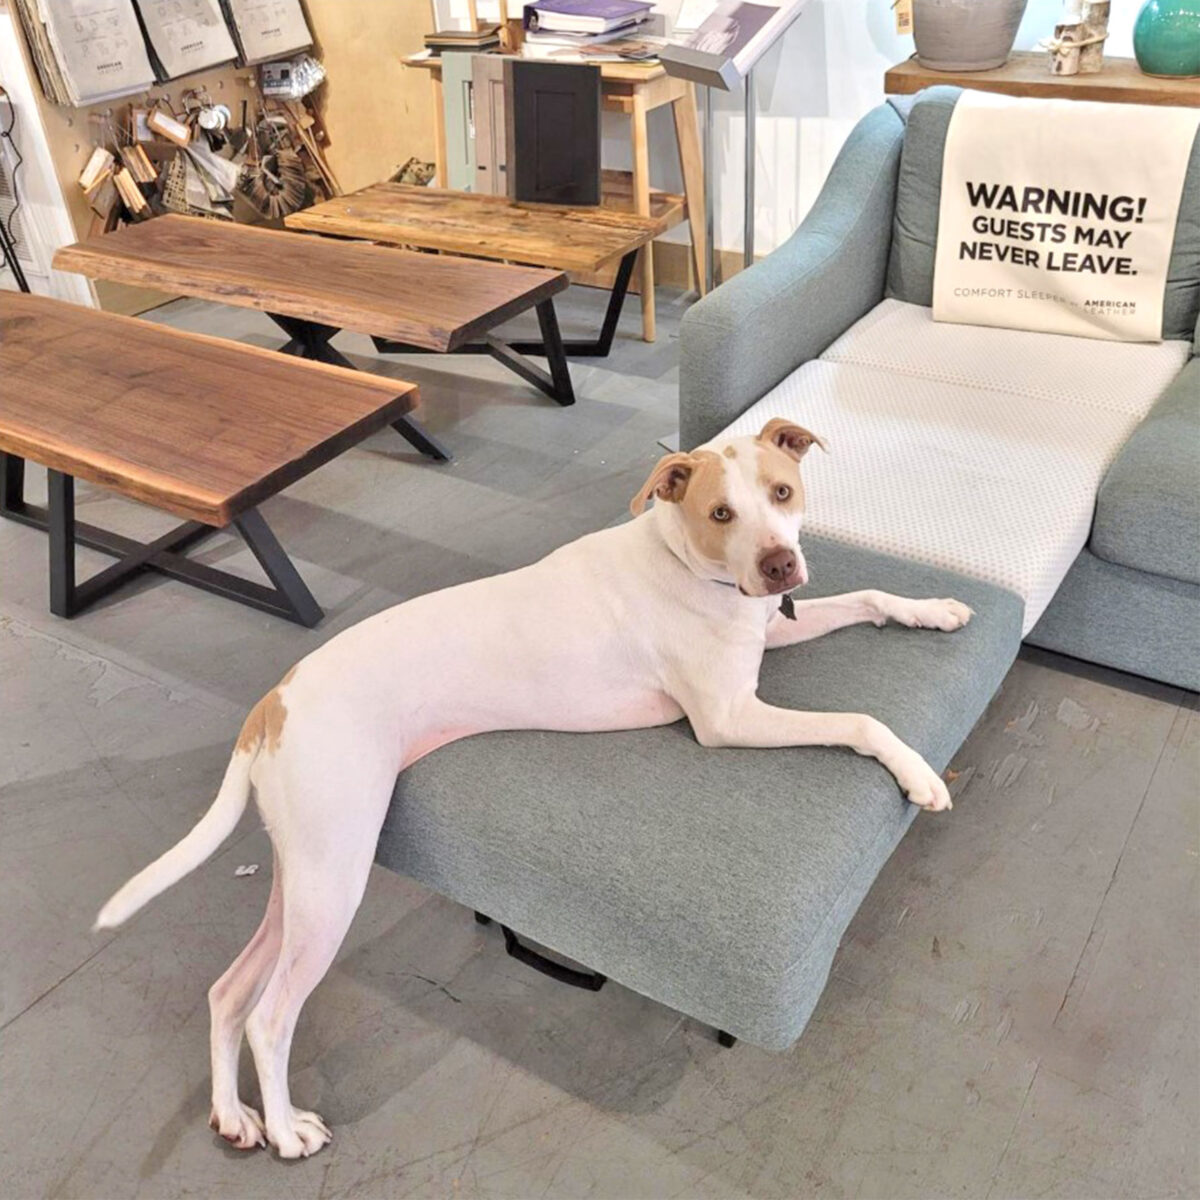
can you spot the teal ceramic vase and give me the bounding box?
[1133,0,1200,77]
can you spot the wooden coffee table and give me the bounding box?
[54,216,575,446]
[285,183,667,361]
[0,292,420,626]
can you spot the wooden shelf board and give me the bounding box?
[600,169,686,230]
[885,51,1200,107]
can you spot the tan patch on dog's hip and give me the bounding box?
[235,666,297,755]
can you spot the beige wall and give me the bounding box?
[306,0,435,194]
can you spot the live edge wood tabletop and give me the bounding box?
[0,291,417,527]
[885,52,1200,106]
[53,215,568,353]
[284,183,665,275]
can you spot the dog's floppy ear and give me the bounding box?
[630,452,698,515]
[758,418,828,461]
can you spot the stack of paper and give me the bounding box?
[133,0,238,82]
[218,0,313,66]
[14,0,156,105]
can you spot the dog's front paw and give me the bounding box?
[895,597,973,632]
[897,757,953,812]
[268,1108,332,1159]
[210,1101,266,1150]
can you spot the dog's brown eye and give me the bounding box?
[774,484,792,502]
[711,505,732,523]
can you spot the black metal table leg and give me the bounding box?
[483,320,575,405]
[233,508,323,628]
[590,248,638,357]
[266,313,452,463]
[505,249,638,359]
[47,470,75,618]
[535,300,575,406]
[1,463,323,626]
[1,452,25,514]
[390,415,453,462]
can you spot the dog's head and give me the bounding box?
[630,419,826,598]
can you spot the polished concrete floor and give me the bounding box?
[1,286,1196,1200]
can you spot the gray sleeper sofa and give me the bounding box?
[376,88,1198,1051]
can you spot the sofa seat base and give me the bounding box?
[377,537,1023,1051]
[722,301,1191,634]
[1027,546,1200,692]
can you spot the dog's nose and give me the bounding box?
[758,547,797,583]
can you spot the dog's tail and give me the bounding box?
[93,739,257,931]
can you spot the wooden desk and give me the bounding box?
[0,291,419,625]
[885,51,1200,106]
[55,215,577,417]
[405,55,707,342]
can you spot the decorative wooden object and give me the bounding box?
[884,51,1200,106]
[0,292,416,527]
[285,181,667,274]
[404,54,708,341]
[1080,1,1110,73]
[53,214,568,352]
[1045,0,1110,75]
[1049,19,1085,74]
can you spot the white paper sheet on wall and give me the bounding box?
[38,0,157,104]
[134,0,238,80]
[222,0,312,65]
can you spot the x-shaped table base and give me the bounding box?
[0,454,323,626]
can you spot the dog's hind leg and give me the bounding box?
[207,867,284,1149]
[244,771,392,1159]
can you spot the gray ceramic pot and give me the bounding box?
[913,0,1030,71]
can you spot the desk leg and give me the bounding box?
[673,84,708,297]
[432,74,448,189]
[631,90,655,344]
[1,452,25,514]
[233,509,323,628]
[47,471,76,618]
[266,313,453,463]
[481,298,575,405]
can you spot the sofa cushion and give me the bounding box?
[1091,359,1200,585]
[378,537,1023,1050]
[821,297,1191,416]
[722,301,1189,633]
[884,86,1200,344]
[1027,545,1200,692]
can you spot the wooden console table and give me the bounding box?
[405,55,707,343]
[885,51,1200,107]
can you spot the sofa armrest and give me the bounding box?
[679,101,905,449]
[1092,358,1200,585]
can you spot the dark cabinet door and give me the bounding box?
[506,61,602,206]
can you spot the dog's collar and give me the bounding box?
[711,579,797,620]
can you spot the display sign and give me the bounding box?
[934,92,1200,342]
[659,0,811,90]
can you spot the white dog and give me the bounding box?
[95,419,970,1159]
